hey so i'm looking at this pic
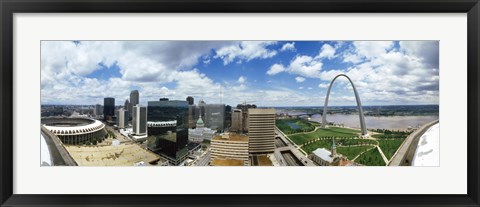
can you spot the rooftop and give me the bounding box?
[212,133,249,142]
[312,148,334,163]
[248,108,276,115]
[211,158,244,166]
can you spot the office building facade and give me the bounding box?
[186,96,194,105]
[103,97,115,121]
[129,90,139,119]
[147,99,189,165]
[231,109,243,133]
[132,104,147,135]
[210,133,249,166]
[94,104,102,117]
[247,108,276,154]
[116,108,128,129]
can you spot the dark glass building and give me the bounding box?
[147,99,189,165]
[103,97,115,121]
[129,90,139,120]
[186,96,194,105]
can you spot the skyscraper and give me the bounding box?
[94,104,102,117]
[147,99,189,165]
[132,104,147,135]
[231,109,243,133]
[129,90,139,119]
[124,99,130,121]
[224,105,232,129]
[116,108,128,129]
[186,96,194,105]
[103,97,115,121]
[247,108,275,154]
[205,104,225,130]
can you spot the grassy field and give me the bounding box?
[289,127,360,145]
[275,118,316,134]
[355,148,386,166]
[337,146,375,160]
[378,139,406,160]
[302,140,331,154]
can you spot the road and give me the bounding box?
[193,150,211,166]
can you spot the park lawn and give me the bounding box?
[289,127,360,145]
[302,140,331,154]
[377,139,406,160]
[337,145,375,160]
[354,147,386,166]
[276,118,316,134]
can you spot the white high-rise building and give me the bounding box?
[132,104,147,135]
[116,108,128,129]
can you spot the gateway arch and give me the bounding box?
[321,74,367,136]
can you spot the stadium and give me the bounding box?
[42,117,107,145]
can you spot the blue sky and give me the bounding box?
[41,41,439,107]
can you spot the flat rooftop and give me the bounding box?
[211,158,244,166]
[212,133,248,142]
[248,108,275,114]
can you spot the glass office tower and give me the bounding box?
[147,99,189,165]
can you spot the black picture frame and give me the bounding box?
[1,0,479,206]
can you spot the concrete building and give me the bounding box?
[188,115,216,143]
[309,139,343,166]
[210,133,249,166]
[205,104,225,130]
[132,104,147,135]
[42,117,106,145]
[94,104,102,117]
[231,109,243,133]
[124,99,130,120]
[248,108,275,154]
[309,148,334,166]
[129,90,139,119]
[103,97,115,121]
[116,108,128,129]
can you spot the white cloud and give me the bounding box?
[280,42,296,52]
[237,76,247,84]
[214,41,278,65]
[298,87,304,90]
[318,83,329,88]
[287,55,323,78]
[295,76,306,83]
[316,44,336,59]
[266,63,286,75]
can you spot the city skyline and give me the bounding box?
[41,41,439,107]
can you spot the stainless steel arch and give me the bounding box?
[321,74,367,135]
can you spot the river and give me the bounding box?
[308,114,438,130]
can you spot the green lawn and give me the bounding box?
[378,139,406,160]
[289,127,360,145]
[302,140,332,154]
[337,146,375,160]
[354,148,386,166]
[275,118,316,134]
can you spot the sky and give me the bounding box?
[41,41,439,107]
